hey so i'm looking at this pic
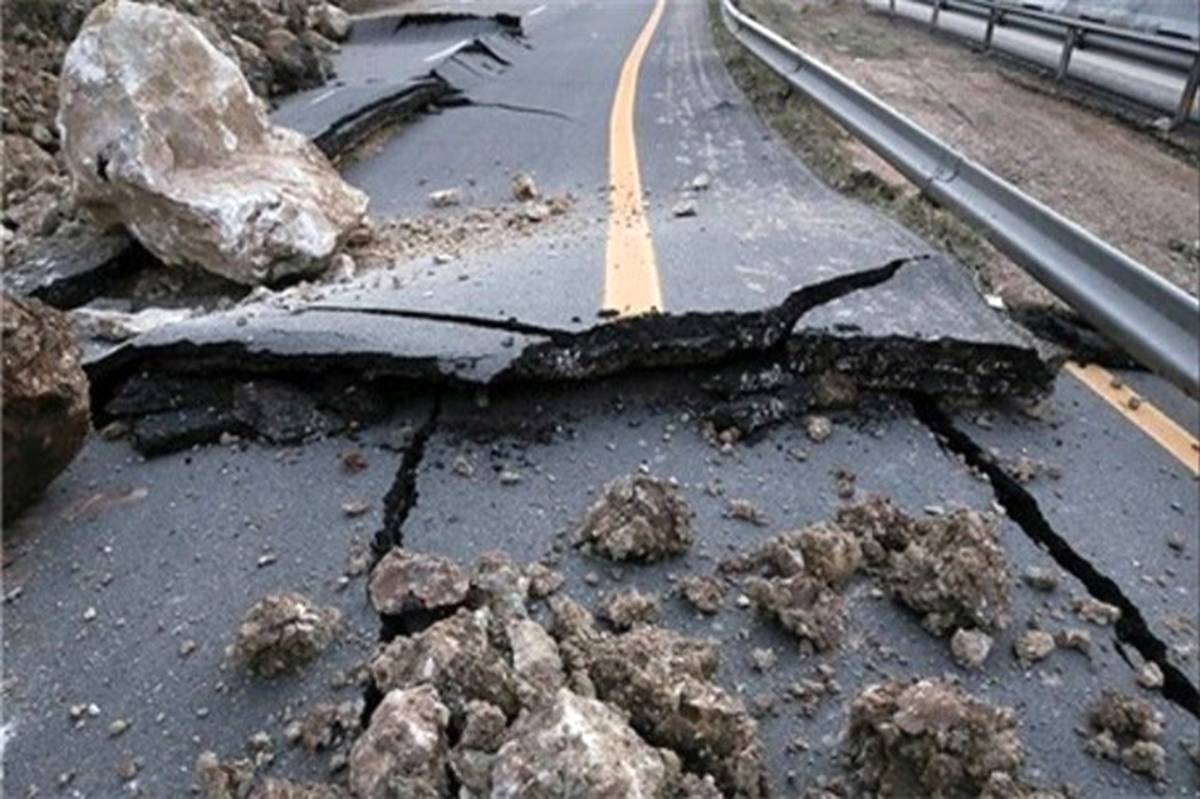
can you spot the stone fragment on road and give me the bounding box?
[804,415,834,443]
[511,172,538,201]
[490,689,679,798]
[950,628,993,669]
[307,3,351,42]
[672,199,698,218]
[349,686,450,799]
[2,294,90,520]
[58,2,367,286]
[1014,629,1056,663]
[727,498,768,526]
[576,474,695,562]
[1073,597,1121,625]
[1136,662,1164,690]
[428,188,463,208]
[229,593,340,677]
[679,575,727,615]
[368,548,470,616]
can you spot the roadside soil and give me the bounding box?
[716,0,1200,309]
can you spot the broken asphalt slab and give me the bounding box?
[0,410,428,797]
[395,373,1200,795]
[84,254,1051,450]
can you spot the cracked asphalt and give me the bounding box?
[3,0,1199,795]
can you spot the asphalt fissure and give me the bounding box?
[372,396,443,564]
[911,394,1200,718]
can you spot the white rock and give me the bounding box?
[58,1,367,287]
[308,3,352,42]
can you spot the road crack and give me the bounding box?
[912,394,1200,719]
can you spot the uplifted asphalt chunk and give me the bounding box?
[790,256,1053,398]
[575,474,695,562]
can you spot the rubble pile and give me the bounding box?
[1,293,90,519]
[1084,692,1168,780]
[721,496,1011,651]
[203,548,766,797]
[846,678,1057,798]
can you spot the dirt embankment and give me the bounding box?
[713,0,1200,309]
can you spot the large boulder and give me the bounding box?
[57,1,367,286]
[2,294,90,520]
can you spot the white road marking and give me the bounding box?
[529,4,547,16]
[424,38,473,63]
[308,88,339,107]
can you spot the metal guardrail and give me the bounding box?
[889,0,1200,127]
[719,0,1200,396]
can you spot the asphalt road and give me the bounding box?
[4,0,1199,795]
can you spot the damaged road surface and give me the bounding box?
[3,0,1199,796]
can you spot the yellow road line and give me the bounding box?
[603,0,667,317]
[1065,361,1200,476]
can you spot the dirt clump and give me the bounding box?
[229,593,340,677]
[510,172,539,202]
[950,628,993,670]
[678,575,727,614]
[349,685,450,798]
[1072,597,1122,626]
[367,548,469,616]
[598,588,661,630]
[865,506,1011,636]
[847,678,1050,797]
[524,562,564,598]
[1014,629,1056,664]
[1084,691,1167,780]
[745,573,846,651]
[575,474,695,562]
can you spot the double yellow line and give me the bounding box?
[603,0,667,317]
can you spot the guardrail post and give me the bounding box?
[1056,26,1079,81]
[983,7,999,50]
[931,0,942,27]
[888,0,896,17]
[1172,54,1200,130]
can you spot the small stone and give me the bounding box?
[750,647,777,672]
[1020,566,1059,592]
[1127,396,1142,410]
[1136,661,1164,689]
[256,553,277,568]
[498,470,523,486]
[1014,629,1056,663]
[432,252,454,265]
[950,628,993,669]
[522,203,550,222]
[691,173,711,191]
[452,456,475,478]
[511,172,538,201]
[1074,597,1121,625]
[1055,627,1093,654]
[108,718,129,737]
[804,415,833,443]
[341,499,371,517]
[679,575,726,615]
[82,606,98,622]
[727,498,767,525]
[672,199,698,217]
[1166,531,1186,552]
[429,188,462,207]
[179,639,198,658]
[598,589,660,631]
